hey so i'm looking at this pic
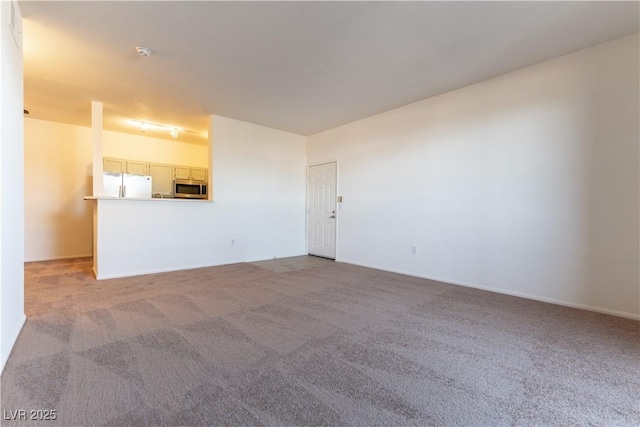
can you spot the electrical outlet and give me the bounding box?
[411,245,417,255]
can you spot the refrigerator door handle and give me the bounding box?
[122,185,126,198]
[119,185,123,198]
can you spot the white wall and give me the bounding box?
[307,33,640,319]
[24,119,93,261]
[94,115,306,278]
[1,0,25,372]
[103,130,208,167]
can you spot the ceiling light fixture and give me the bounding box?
[135,46,152,57]
[130,119,185,139]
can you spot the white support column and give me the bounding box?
[208,114,214,200]
[91,101,104,196]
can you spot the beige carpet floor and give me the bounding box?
[1,256,638,426]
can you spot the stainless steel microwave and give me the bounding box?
[174,179,207,199]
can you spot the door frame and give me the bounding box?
[306,160,339,260]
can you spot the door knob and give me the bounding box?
[330,214,336,219]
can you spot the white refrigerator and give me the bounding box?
[103,173,152,198]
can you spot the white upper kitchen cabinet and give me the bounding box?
[104,157,150,176]
[174,165,207,181]
[103,157,125,173]
[191,167,207,181]
[126,160,148,176]
[174,165,191,180]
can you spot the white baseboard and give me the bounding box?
[87,252,640,320]
[95,253,308,280]
[25,253,92,263]
[338,258,640,321]
[96,262,232,280]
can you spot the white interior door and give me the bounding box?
[308,162,337,259]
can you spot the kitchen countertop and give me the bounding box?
[84,196,213,203]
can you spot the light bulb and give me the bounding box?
[170,128,178,139]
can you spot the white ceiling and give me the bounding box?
[19,1,639,144]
